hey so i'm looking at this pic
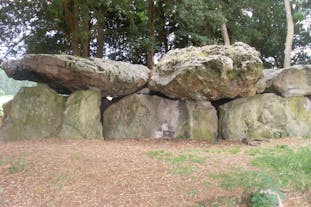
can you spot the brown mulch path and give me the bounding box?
[0,138,310,207]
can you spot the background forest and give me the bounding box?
[0,0,310,70]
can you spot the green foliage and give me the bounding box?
[251,190,279,207]
[0,0,310,66]
[174,0,224,47]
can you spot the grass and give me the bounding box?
[54,173,70,189]
[196,196,240,207]
[252,146,311,192]
[211,170,280,190]
[146,146,244,179]
[147,149,207,164]
[212,145,311,194]
[169,166,194,176]
[147,149,207,176]
[0,154,30,174]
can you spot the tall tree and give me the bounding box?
[221,23,230,46]
[146,0,155,69]
[284,0,294,68]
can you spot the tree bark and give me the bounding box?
[284,0,294,68]
[81,12,90,58]
[62,0,80,56]
[221,22,230,46]
[71,2,80,56]
[146,0,155,70]
[96,19,105,58]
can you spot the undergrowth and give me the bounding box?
[211,145,311,206]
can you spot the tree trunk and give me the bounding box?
[96,19,105,58]
[146,0,155,70]
[71,2,80,56]
[284,0,294,68]
[81,13,90,58]
[63,0,80,56]
[221,22,230,46]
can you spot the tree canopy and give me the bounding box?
[0,0,310,68]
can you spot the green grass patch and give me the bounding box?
[169,166,194,176]
[147,149,207,164]
[197,196,240,207]
[147,149,207,176]
[0,154,30,174]
[252,146,311,192]
[227,147,241,154]
[212,145,311,196]
[54,173,70,189]
[211,170,280,190]
[247,144,291,156]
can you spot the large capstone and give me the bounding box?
[59,89,103,139]
[1,54,150,97]
[0,84,65,140]
[149,42,263,101]
[103,94,218,140]
[219,93,311,140]
[271,65,311,97]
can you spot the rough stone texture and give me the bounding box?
[103,94,217,140]
[1,54,150,97]
[219,93,311,140]
[59,89,103,139]
[0,84,65,140]
[271,65,311,97]
[255,68,285,94]
[149,42,263,101]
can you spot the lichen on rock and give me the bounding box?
[0,84,65,140]
[149,42,263,101]
[103,94,217,140]
[219,93,311,140]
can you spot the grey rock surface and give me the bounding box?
[271,65,311,97]
[1,54,150,97]
[59,89,103,139]
[103,94,218,140]
[149,42,263,101]
[219,93,311,140]
[0,84,65,140]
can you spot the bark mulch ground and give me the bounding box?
[0,138,310,207]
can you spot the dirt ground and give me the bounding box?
[0,138,310,207]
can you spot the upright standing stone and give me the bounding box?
[0,84,65,140]
[59,89,103,139]
[219,93,311,140]
[103,94,217,140]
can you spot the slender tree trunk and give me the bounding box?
[96,19,105,58]
[71,2,80,56]
[284,0,294,68]
[81,13,90,57]
[63,0,80,56]
[146,0,155,70]
[221,22,230,46]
